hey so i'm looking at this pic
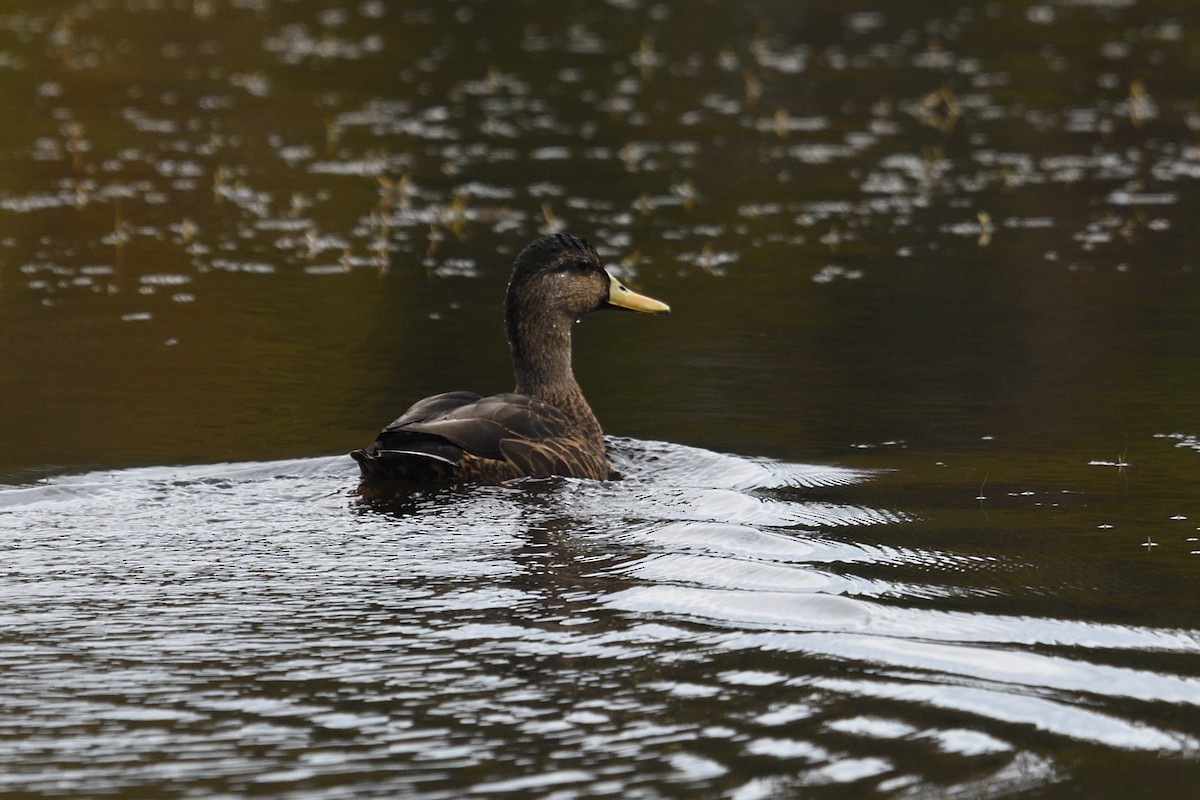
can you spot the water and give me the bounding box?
[4,444,1195,798]
[3,0,1200,797]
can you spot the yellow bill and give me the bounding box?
[606,271,670,315]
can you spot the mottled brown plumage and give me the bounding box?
[351,234,669,485]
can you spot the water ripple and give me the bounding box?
[2,441,1198,796]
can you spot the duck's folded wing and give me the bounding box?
[398,393,572,461]
[352,392,484,475]
[354,390,614,481]
[381,391,484,429]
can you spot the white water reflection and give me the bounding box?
[813,678,1192,753]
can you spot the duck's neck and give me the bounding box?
[507,310,604,445]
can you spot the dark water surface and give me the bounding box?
[2,1,1199,797]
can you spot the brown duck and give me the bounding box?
[351,234,670,484]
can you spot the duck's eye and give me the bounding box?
[555,258,592,274]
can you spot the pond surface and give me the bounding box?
[2,0,1199,797]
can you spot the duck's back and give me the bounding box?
[350,391,613,484]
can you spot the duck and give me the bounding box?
[350,233,670,485]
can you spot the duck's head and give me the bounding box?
[506,234,670,324]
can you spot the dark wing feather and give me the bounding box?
[382,391,484,429]
[351,392,479,481]
[351,391,606,482]
[400,393,571,461]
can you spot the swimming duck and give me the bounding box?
[351,234,670,484]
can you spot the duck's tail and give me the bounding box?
[350,443,460,483]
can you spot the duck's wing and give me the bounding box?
[395,393,568,460]
[384,390,484,428]
[351,392,600,481]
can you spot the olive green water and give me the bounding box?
[2,1,1199,798]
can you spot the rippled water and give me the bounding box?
[3,0,1200,796]
[3,440,1198,798]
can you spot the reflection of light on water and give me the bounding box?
[1088,458,1131,468]
[1157,432,1200,452]
[813,677,1194,753]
